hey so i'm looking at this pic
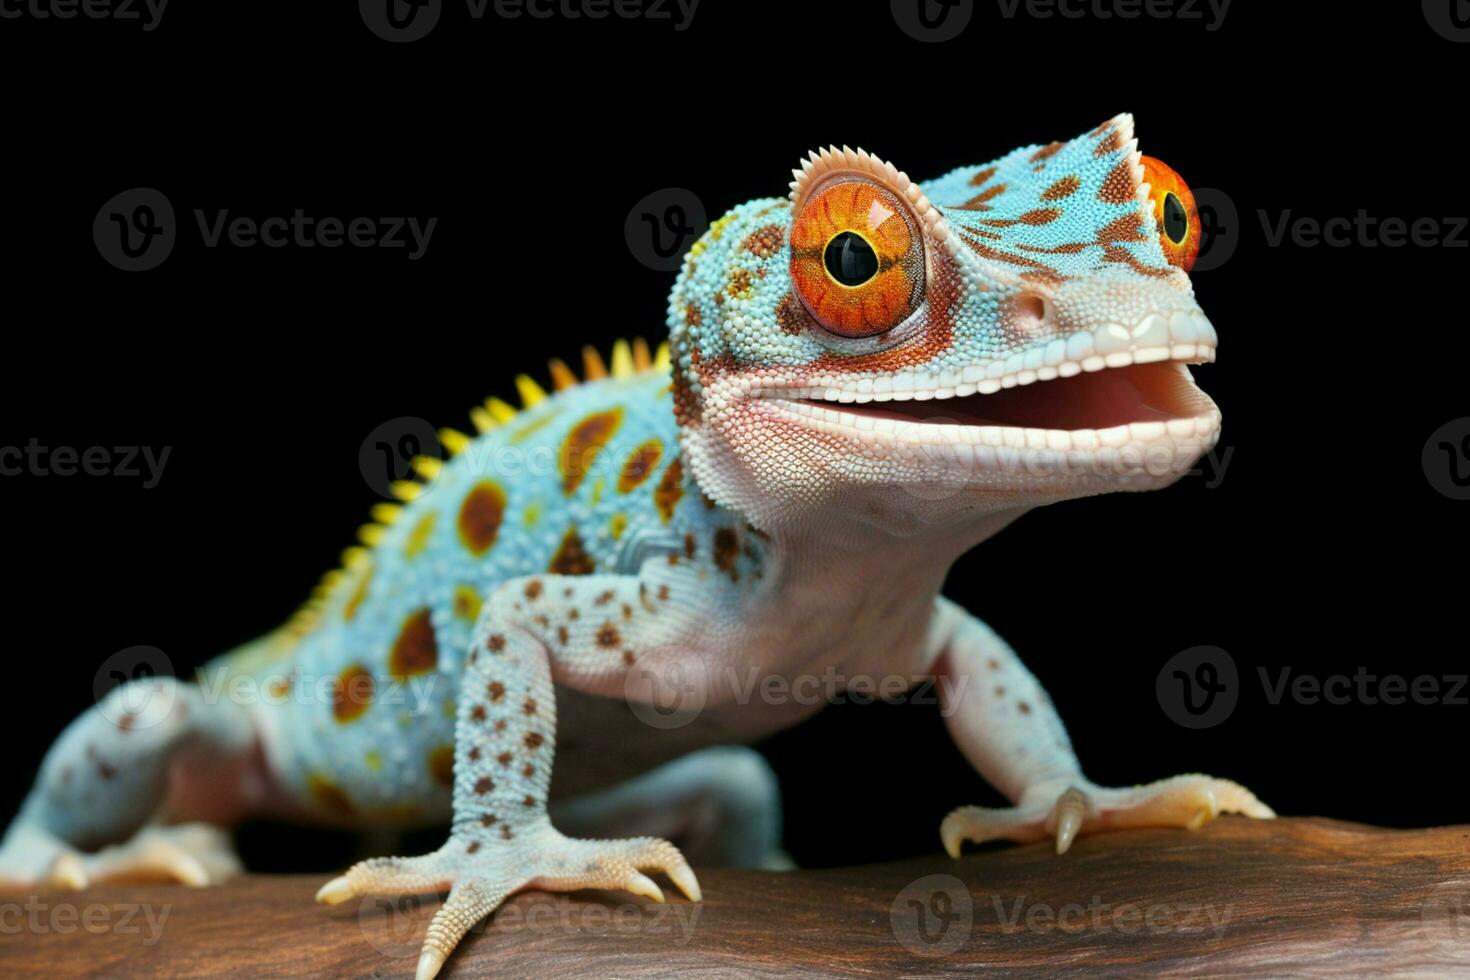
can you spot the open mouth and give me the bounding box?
[760,341,1221,454]
[797,361,1211,433]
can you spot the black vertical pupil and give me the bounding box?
[824,232,879,286]
[1162,193,1188,245]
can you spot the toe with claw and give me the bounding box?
[942,774,1275,858]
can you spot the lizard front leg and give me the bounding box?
[928,598,1273,858]
[315,572,701,980]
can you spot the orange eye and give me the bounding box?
[1140,156,1200,271]
[790,178,925,338]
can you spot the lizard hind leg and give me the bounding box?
[315,577,701,980]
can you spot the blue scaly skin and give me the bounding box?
[3,116,1271,980]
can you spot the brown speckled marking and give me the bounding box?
[743,224,783,259]
[685,302,702,327]
[1019,702,1033,715]
[474,776,495,795]
[467,841,480,854]
[494,720,507,732]
[727,269,754,300]
[488,682,505,702]
[684,533,697,559]
[523,698,538,715]
[654,456,684,523]
[470,705,486,722]
[1094,126,1124,156]
[618,440,663,493]
[524,579,543,600]
[713,528,740,581]
[957,183,1007,210]
[968,166,998,187]
[389,609,437,679]
[1018,208,1062,225]
[488,633,507,652]
[1098,157,1137,204]
[557,625,569,645]
[776,293,808,336]
[560,409,623,495]
[428,745,455,788]
[1029,141,1065,163]
[622,650,636,667]
[497,751,513,766]
[331,663,375,724]
[595,590,614,606]
[524,732,544,750]
[501,825,514,841]
[657,584,670,601]
[458,482,506,556]
[1040,175,1081,202]
[469,748,482,763]
[118,713,136,733]
[597,622,620,648]
[549,527,596,575]
[481,813,498,827]
[522,763,535,778]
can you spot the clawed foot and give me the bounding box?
[0,822,242,889]
[941,773,1274,858]
[316,823,700,980]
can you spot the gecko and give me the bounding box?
[2,115,1272,978]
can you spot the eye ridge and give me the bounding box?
[822,230,880,288]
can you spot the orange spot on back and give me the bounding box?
[428,745,455,789]
[654,456,684,523]
[618,440,663,493]
[458,482,506,556]
[389,609,438,679]
[331,663,375,724]
[549,527,596,575]
[309,774,354,817]
[560,409,623,496]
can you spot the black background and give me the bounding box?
[1,0,1466,872]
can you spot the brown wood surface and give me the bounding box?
[2,817,1469,978]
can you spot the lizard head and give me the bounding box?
[668,115,1218,535]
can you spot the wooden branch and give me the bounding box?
[2,817,1468,977]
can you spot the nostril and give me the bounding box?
[1009,292,1050,336]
